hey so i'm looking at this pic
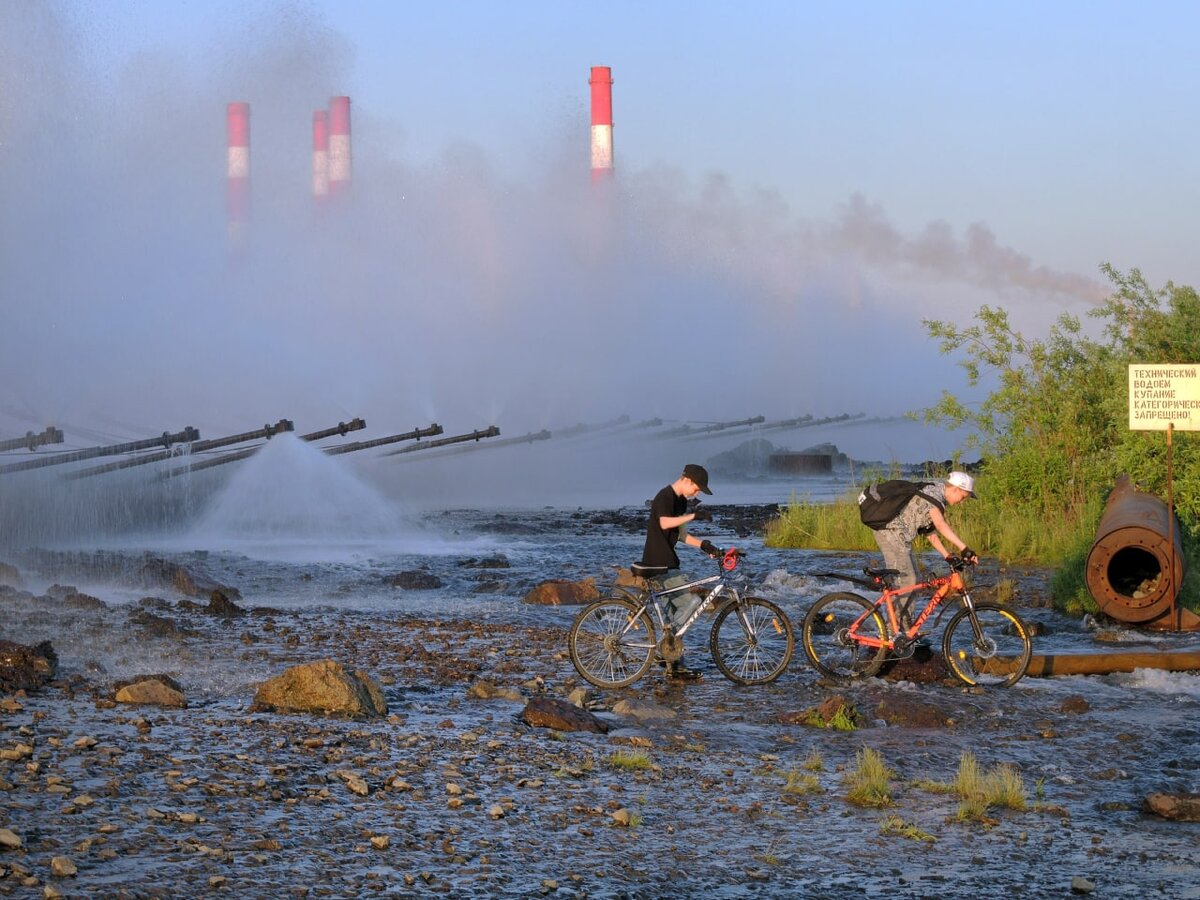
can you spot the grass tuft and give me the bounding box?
[607,750,653,771]
[844,747,893,808]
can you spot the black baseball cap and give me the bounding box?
[683,463,712,494]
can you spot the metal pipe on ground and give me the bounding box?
[67,419,304,479]
[388,429,549,462]
[323,424,443,456]
[0,427,65,453]
[159,419,375,478]
[158,421,299,480]
[382,427,500,457]
[1085,475,1189,628]
[0,428,200,475]
[656,416,766,439]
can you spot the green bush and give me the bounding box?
[767,266,1200,614]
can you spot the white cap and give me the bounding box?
[946,471,976,497]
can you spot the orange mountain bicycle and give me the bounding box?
[801,557,1032,688]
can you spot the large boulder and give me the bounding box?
[522,578,600,606]
[521,696,609,733]
[1144,793,1200,821]
[141,557,241,601]
[251,659,387,719]
[0,640,57,693]
[114,675,187,708]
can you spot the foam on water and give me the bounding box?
[1112,667,1200,700]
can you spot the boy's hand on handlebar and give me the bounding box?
[946,555,963,569]
[700,539,722,558]
[961,547,978,565]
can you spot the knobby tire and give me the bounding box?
[801,591,889,681]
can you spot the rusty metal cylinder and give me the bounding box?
[1085,475,1186,623]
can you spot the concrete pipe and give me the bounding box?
[1085,475,1186,623]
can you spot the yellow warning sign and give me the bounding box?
[1129,364,1200,431]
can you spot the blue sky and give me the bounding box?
[74,0,1200,291]
[3,0,1198,464]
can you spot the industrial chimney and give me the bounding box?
[589,66,613,182]
[226,102,250,242]
[328,96,351,197]
[312,109,329,203]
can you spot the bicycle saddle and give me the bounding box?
[631,563,669,578]
[864,566,902,580]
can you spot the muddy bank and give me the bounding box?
[2,557,1200,899]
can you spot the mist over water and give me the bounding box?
[1,2,1106,540]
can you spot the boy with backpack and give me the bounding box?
[858,471,978,626]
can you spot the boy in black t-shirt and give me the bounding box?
[639,464,721,678]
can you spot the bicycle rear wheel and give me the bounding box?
[801,592,889,681]
[709,597,795,685]
[568,597,657,688]
[941,601,1032,688]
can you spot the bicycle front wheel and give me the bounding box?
[709,597,795,685]
[801,592,888,681]
[568,597,658,688]
[941,602,1032,688]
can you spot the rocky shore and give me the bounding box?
[2,545,1200,898]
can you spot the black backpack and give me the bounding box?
[857,480,944,530]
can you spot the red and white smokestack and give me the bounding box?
[328,96,351,197]
[589,66,613,182]
[312,109,329,202]
[226,102,250,241]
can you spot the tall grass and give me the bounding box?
[766,491,1103,567]
[843,747,893,808]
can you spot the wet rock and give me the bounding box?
[251,659,387,719]
[0,562,21,588]
[206,590,245,618]
[114,675,187,709]
[1070,875,1096,893]
[0,640,57,693]
[465,680,523,702]
[611,808,633,826]
[1143,792,1200,821]
[140,557,241,601]
[873,694,955,728]
[1059,695,1091,714]
[50,856,77,877]
[880,647,952,684]
[521,696,609,733]
[128,610,186,638]
[61,590,105,611]
[612,699,678,722]
[458,555,511,569]
[387,570,444,590]
[0,828,21,849]
[779,695,859,728]
[522,578,600,606]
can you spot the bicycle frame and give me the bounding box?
[850,570,967,649]
[613,552,746,637]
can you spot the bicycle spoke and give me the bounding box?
[801,592,888,681]
[710,598,794,685]
[942,603,1032,688]
[568,598,656,688]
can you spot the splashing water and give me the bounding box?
[186,433,409,556]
